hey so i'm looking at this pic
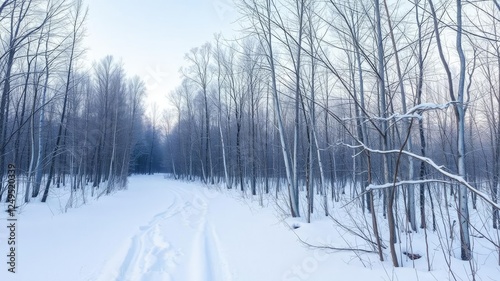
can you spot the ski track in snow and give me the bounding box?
[203,223,232,281]
[104,184,232,281]
[114,189,183,281]
[10,176,494,281]
[187,191,232,281]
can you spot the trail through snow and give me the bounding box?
[2,174,495,281]
[96,181,233,281]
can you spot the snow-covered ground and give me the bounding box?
[1,174,498,280]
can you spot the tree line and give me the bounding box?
[165,0,500,268]
[0,0,158,207]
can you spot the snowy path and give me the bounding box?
[96,181,234,281]
[113,202,179,281]
[1,174,476,281]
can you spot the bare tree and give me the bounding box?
[239,0,300,216]
[184,43,214,184]
[41,0,86,202]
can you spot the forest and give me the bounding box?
[1,0,500,274]
[0,0,165,206]
[164,0,500,270]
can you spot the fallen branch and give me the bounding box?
[290,227,378,254]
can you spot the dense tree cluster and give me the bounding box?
[0,0,153,206]
[165,0,500,267]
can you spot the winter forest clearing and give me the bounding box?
[1,0,500,280]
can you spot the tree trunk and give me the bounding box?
[455,0,471,260]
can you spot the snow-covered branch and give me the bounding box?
[341,102,453,124]
[344,142,500,210]
[366,179,451,191]
[406,102,453,114]
[370,113,422,122]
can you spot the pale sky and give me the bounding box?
[83,0,238,112]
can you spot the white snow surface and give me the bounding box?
[1,174,498,280]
